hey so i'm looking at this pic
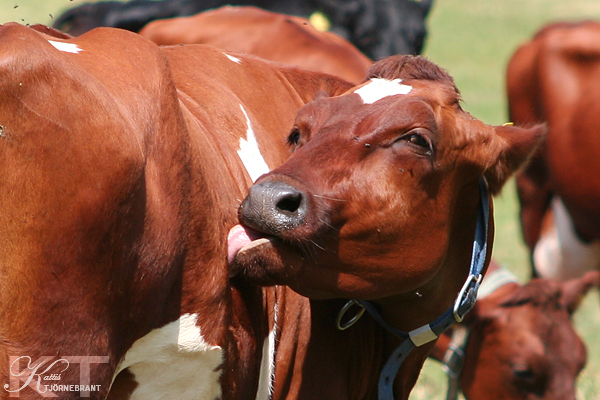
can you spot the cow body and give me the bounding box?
[139,6,372,84]
[0,23,350,400]
[52,0,434,59]
[431,261,598,399]
[508,21,600,279]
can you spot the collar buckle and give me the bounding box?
[452,273,482,323]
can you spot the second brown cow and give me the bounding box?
[139,5,372,84]
[508,21,600,280]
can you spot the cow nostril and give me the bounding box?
[241,181,307,235]
[276,192,303,214]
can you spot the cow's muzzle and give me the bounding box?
[239,180,307,236]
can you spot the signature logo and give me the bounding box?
[4,356,109,398]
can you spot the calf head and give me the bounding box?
[228,55,544,306]
[460,270,599,399]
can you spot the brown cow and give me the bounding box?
[0,23,542,400]
[228,56,544,399]
[507,21,600,279]
[430,260,598,400]
[139,5,372,84]
[0,22,351,400]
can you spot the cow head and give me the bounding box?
[459,270,599,399]
[228,55,544,304]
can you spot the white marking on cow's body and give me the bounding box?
[113,314,222,400]
[354,78,412,104]
[534,197,600,279]
[237,105,270,182]
[225,53,242,64]
[48,40,83,54]
[255,300,278,400]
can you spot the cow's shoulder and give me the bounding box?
[0,23,189,253]
[0,23,180,137]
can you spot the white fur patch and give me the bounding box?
[225,53,242,64]
[354,78,412,104]
[255,301,278,400]
[534,197,600,279]
[48,40,82,54]
[113,314,222,400]
[237,105,270,182]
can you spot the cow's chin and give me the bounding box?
[227,224,304,286]
[227,225,356,299]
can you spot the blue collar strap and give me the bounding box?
[335,178,490,400]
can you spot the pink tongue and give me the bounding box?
[227,224,260,264]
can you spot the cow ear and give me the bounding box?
[459,303,481,327]
[483,124,546,195]
[458,302,498,337]
[559,270,600,315]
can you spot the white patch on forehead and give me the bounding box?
[354,78,412,104]
[534,197,600,280]
[225,53,242,64]
[113,313,222,400]
[237,104,270,182]
[48,40,83,54]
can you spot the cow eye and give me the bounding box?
[406,133,429,148]
[511,364,547,397]
[512,366,535,381]
[395,131,433,155]
[287,127,301,146]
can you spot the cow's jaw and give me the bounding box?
[227,223,305,286]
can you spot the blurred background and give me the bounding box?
[2,0,600,398]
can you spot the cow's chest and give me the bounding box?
[113,314,223,400]
[111,313,276,400]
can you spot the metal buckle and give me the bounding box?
[452,274,482,322]
[336,300,366,330]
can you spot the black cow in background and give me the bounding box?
[52,0,434,59]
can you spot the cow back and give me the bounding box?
[140,6,372,84]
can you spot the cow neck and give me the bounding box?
[441,267,520,400]
[335,177,490,400]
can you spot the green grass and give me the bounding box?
[2,0,600,398]
[1,0,92,26]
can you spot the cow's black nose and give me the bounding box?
[239,180,307,235]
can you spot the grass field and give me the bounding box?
[2,0,600,398]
